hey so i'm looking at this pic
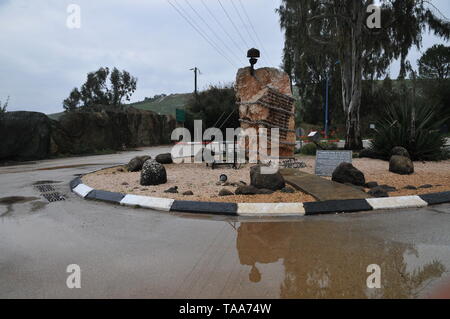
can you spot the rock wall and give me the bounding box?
[0,111,52,161]
[235,67,296,159]
[0,107,176,161]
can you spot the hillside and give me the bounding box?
[47,93,193,120]
[129,93,193,116]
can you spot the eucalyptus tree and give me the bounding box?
[278,0,450,149]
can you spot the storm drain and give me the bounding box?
[34,184,55,192]
[34,184,65,202]
[42,192,66,202]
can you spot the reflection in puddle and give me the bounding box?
[236,222,446,298]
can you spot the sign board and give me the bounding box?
[315,150,352,177]
[176,109,185,123]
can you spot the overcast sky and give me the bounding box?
[0,0,449,114]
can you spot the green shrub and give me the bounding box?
[300,143,317,155]
[370,100,448,161]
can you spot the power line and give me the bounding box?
[173,0,235,64]
[230,0,258,47]
[217,0,250,50]
[184,0,241,64]
[237,0,275,67]
[167,0,237,68]
[200,0,246,61]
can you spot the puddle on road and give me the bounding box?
[0,196,41,216]
[234,221,446,298]
[33,180,62,185]
[37,164,100,171]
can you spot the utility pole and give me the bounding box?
[190,67,200,96]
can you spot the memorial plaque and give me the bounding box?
[315,150,352,176]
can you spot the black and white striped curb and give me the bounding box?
[70,177,450,217]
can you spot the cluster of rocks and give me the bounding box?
[218,165,294,197]
[331,162,398,198]
[124,153,174,186]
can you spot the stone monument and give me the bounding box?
[235,66,296,160]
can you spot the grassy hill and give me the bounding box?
[130,93,193,116]
[47,92,193,120]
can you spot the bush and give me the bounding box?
[300,143,317,155]
[370,100,448,161]
[0,96,9,113]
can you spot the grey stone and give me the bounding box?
[182,190,194,196]
[365,182,379,189]
[418,184,433,189]
[389,155,414,175]
[404,185,417,190]
[368,187,390,198]
[219,189,234,196]
[332,162,366,186]
[379,185,397,192]
[126,155,151,172]
[391,146,410,159]
[155,153,173,164]
[250,165,285,191]
[280,187,295,193]
[164,186,178,193]
[235,185,274,195]
[140,159,167,186]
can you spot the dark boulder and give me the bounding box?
[404,185,417,190]
[280,187,295,194]
[219,189,234,196]
[378,185,397,192]
[389,155,414,175]
[155,153,173,164]
[365,182,379,189]
[250,165,285,191]
[126,156,151,172]
[140,159,167,186]
[164,186,178,193]
[418,184,433,189]
[235,185,274,195]
[368,187,390,198]
[391,146,410,159]
[182,190,194,196]
[332,162,366,186]
[0,111,51,161]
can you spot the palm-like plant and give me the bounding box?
[370,98,448,161]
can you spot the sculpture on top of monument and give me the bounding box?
[235,49,296,161]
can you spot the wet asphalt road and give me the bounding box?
[1,146,450,299]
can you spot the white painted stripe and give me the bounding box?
[120,194,174,212]
[237,203,305,217]
[73,184,93,198]
[366,196,428,210]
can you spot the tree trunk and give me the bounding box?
[340,0,364,150]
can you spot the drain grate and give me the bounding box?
[34,184,65,202]
[42,192,66,202]
[34,184,55,192]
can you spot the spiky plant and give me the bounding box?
[370,99,448,161]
